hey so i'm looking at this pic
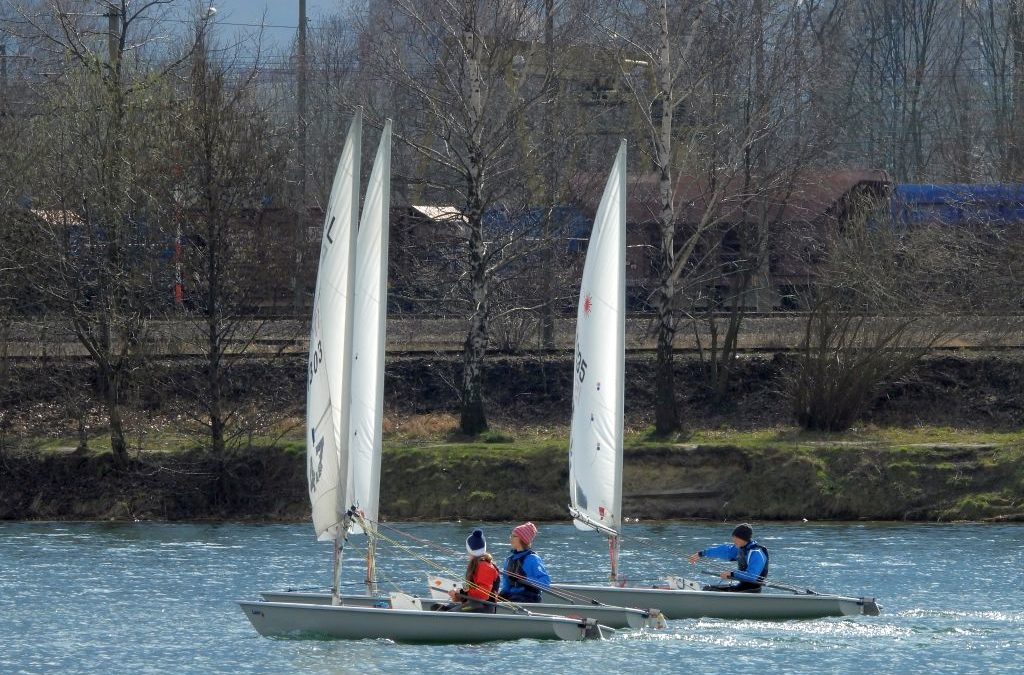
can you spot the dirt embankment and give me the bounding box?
[2,442,1021,523]
[1,351,1023,522]
[4,351,1024,439]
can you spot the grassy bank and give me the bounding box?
[4,424,1023,523]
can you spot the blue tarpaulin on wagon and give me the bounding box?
[892,184,1024,227]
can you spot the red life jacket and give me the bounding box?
[466,560,500,601]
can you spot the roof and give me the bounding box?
[28,209,85,227]
[410,205,468,224]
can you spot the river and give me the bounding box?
[2,521,1020,674]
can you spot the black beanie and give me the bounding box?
[466,528,487,555]
[732,523,753,542]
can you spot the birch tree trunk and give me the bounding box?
[652,0,680,434]
[459,4,490,435]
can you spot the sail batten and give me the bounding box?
[568,140,626,542]
[308,112,362,541]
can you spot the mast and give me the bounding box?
[331,109,361,604]
[611,139,626,582]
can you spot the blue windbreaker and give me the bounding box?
[499,549,552,601]
[700,540,769,584]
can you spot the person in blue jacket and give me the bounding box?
[499,521,551,603]
[687,523,769,593]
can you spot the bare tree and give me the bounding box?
[816,0,963,180]
[166,17,291,462]
[955,0,1024,181]
[601,0,827,430]
[789,195,991,430]
[9,0,201,467]
[358,0,591,434]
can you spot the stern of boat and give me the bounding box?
[860,597,881,616]
[551,617,612,641]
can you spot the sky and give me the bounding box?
[183,0,350,55]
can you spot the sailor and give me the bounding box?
[442,528,501,613]
[687,523,769,593]
[498,522,552,603]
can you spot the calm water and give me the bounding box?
[2,521,1021,674]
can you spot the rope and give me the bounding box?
[366,518,620,608]
[349,512,536,615]
[335,537,412,596]
[363,521,821,600]
[361,516,640,608]
[697,560,822,595]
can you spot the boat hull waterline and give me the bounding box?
[239,600,609,642]
[257,591,659,630]
[546,584,880,620]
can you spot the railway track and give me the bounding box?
[4,315,1024,358]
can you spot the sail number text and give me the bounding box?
[575,351,588,383]
[308,340,324,384]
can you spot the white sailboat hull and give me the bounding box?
[546,583,879,620]
[238,600,607,642]
[257,591,659,630]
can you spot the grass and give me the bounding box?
[15,419,1024,459]
[631,425,1024,452]
[27,430,199,455]
[383,412,460,440]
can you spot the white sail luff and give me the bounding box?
[568,140,626,538]
[347,120,392,535]
[332,113,362,529]
[307,111,362,541]
[612,140,626,538]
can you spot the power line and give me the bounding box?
[160,17,356,33]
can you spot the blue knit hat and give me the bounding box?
[466,529,487,556]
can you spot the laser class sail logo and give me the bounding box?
[308,426,325,490]
[583,293,592,316]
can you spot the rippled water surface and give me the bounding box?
[2,521,1021,674]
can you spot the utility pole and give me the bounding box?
[540,0,555,349]
[1,43,8,116]
[107,7,119,70]
[1009,0,1024,181]
[293,0,308,312]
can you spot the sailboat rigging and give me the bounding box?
[551,140,880,621]
[239,115,611,641]
[568,139,627,582]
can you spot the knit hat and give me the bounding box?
[465,528,487,556]
[732,523,754,542]
[512,522,538,547]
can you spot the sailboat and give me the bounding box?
[238,114,607,642]
[545,140,881,621]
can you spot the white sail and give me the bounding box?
[307,111,362,541]
[347,120,392,535]
[568,140,626,539]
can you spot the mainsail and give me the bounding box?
[568,141,626,568]
[347,120,392,536]
[307,111,362,541]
